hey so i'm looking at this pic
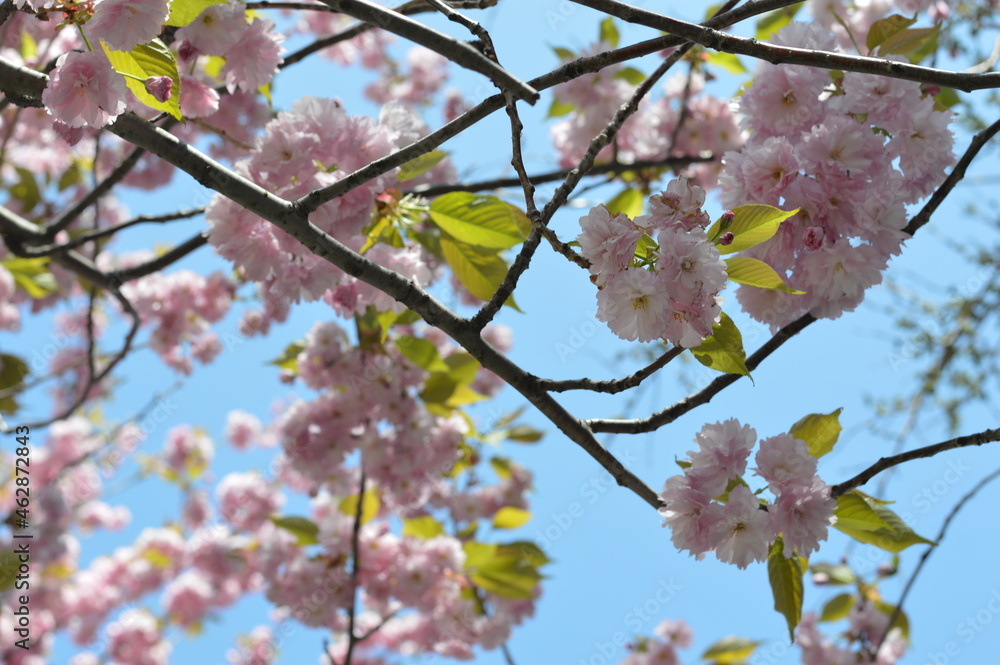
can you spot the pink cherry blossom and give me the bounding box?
[753,433,817,493]
[222,19,285,93]
[707,485,774,569]
[175,2,248,54]
[142,76,172,102]
[577,204,642,283]
[85,0,170,51]
[42,51,128,129]
[648,177,710,231]
[596,268,672,343]
[686,419,757,497]
[769,477,836,557]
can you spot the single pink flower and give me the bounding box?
[43,51,128,128]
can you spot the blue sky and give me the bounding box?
[15,1,1000,664]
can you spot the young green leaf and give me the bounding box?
[690,311,750,377]
[605,188,644,218]
[402,515,446,539]
[440,236,520,310]
[269,516,320,546]
[493,507,532,529]
[866,14,916,52]
[707,204,799,253]
[725,257,805,294]
[397,150,449,182]
[166,0,229,27]
[768,538,805,641]
[789,408,843,458]
[702,636,761,663]
[429,193,529,250]
[820,593,855,622]
[103,40,182,120]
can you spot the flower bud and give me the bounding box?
[718,232,735,246]
[803,226,825,251]
[720,210,735,229]
[144,76,173,103]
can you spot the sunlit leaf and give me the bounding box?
[789,408,843,458]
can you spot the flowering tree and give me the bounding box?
[1,0,999,663]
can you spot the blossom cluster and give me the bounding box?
[550,45,743,189]
[206,96,453,324]
[659,419,836,569]
[721,20,955,329]
[579,177,727,347]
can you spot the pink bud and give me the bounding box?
[144,76,173,103]
[719,232,735,246]
[177,40,200,62]
[803,226,825,251]
[720,210,735,228]
[923,84,941,97]
[812,572,830,585]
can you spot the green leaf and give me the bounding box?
[833,491,891,532]
[880,26,940,57]
[810,562,856,585]
[430,193,529,250]
[552,46,575,61]
[789,408,843,458]
[0,354,29,414]
[339,490,380,525]
[547,97,576,118]
[768,538,805,641]
[506,540,550,566]
[755,4,801,41]
[865,14,916,52]
[166,0,229,27]
[403,515,446,539]
[820,593,855,622]
[398,150,449,182]
[2,257,58,299]
[605,188,644,218]
[834,491,936,552]
[706,51,748,75]
[506,425,544,443]
[10,166,41,212]
[267,341,304,373]
[933,86,960,111]
[599,17,619,48]
[614,66,647,85]
[396,336,450,373]
[103,40,182,120]
[690,311,750,377]
[440,236,520,310]
[466,542,544,599]
[0,550,19,591]
[707,204,798,254]
[493,507,531,529]
[269,515,320,546]
[725,257,804,294]
[702,636,761,663]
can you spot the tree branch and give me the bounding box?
[830,428,1000,498]
[405,155,714,197]
[314,0,538,104]
[542,347,685,394]
[903,116,1000,236]
[570,0,1000,92]
[586,314,818,433]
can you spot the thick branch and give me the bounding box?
[571,0,1000,92]
[830,428,1000,498]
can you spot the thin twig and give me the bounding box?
[542,347,684,394]
[830,427,1000,497]
[586,314,818,433]
[873,466,1000,655]
[903,116,1000,236]
[571,0,1000,92]
[406,155,714,197]
[342,468,368,665]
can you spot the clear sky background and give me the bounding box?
[16,1,1000,664]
